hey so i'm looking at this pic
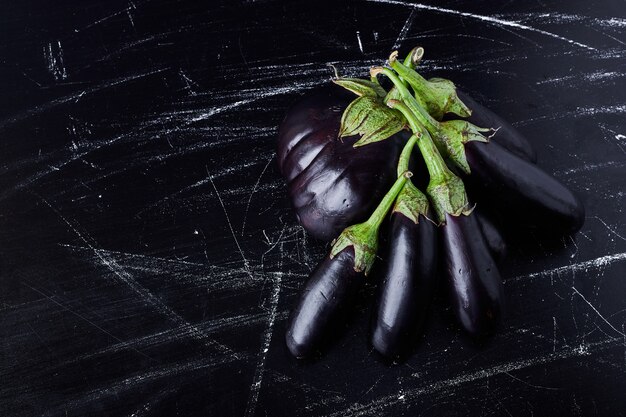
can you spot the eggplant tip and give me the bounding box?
[285,331,313,359]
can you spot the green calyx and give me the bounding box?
[426,173,471,223]
[389,50,471,120]
[338,96,406,147]
[373,64,492,176]
[332,77,386,98]
[387,99,470,224]
[393,181,430,224]
[331,171,412,275]
[394,133,430,223]
[437,120,492,174]
[333,48,429,147]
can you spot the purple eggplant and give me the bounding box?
[285,247,363,358]
[456,90,537,163]
[277,86,407,241]
[285,173,411,359]
[442,212,505,337]
[370,211,437,359]
[476,211,507,261]
[464,140,585,235]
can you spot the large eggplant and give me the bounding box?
[464,140,585,235]
[277,86,407,241]
[456,90,537,163]
[370,211,437,359]
[285,247,364,358]
[277,84,541,241]
[442,211,505,337]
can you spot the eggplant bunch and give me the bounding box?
[278,47,584,361]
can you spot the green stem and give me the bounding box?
[389,99,470,222]
[372,67,439,132]
[330,170,412,273]
[397,133,419,177]
[364,171,411,229]
[388,100,451,185]
[390,56,430,95]
[402,49,415,68]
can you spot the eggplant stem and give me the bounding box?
[388,99,470,222]
[330,171,411,274]
[397,133,419,177]
[373,67,439,132]
[364,171,412,229]
[388,100,451,185]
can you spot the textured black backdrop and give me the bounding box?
[1,1,626,416]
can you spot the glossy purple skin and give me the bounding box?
[465,140,585,235]
[285,247,364,359]
[442,212,505,338]
[277,86,406,241]
[370,211,438,360]
[456,90,537,163]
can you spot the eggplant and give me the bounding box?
[475,211,507,261]
[456,90,537,163]
[464,140,585,235]
[277,86,407,241]
[442,212,505,337]
[370,211,437,359]
[285,247,364,358]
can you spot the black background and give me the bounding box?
[1,1,626,416]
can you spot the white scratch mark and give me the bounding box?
[509,252,626,283]
[329,337,620,416]
[392,8,417,50]
[588,216,626,242]
[244,245,284,417]
[22,282,153,361]
[554,160,626,176]
[503,371,560,391]
[44,40,67,81]
[241,154,275,236]
[572,287,626,337]
[208,173,254,280]
[602,17,626,28]
[40,197,239,359]
[0,67,169,130]
[553,316,558,352]
[187,79,323,124]
[368,0,597,51]
[356,31,364,53]
[126,8,135,28]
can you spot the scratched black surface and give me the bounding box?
[1,0,626,416]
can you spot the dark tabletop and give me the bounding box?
[1,0,626,416]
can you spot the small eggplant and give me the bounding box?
[286,173,411,359]
[277,86,406,241]
[456,90,537,163]
[285,247,363,359]
[442,211,505,337]
[383,97,504,338]
[475,211,507,262]
[370,210,437,359]
[464,140,585,235]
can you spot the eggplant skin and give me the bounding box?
[277,85,406,241]
[442,212,505,338]
[285,247,364,359]
[475,211,507,262]
[456,90,537,163]
[465,140,585,235]
[370,212,438,360]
